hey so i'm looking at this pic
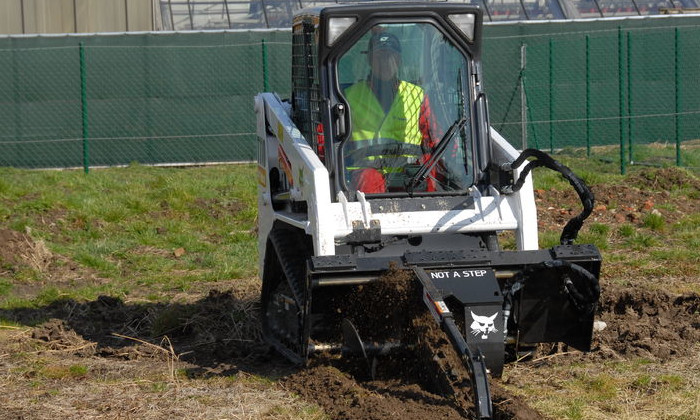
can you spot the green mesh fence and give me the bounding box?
[1,16,700,171]
[482,17,700,172]
[0,30,290,169]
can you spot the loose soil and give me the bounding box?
[1,166,698,419]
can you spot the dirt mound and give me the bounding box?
[31,318,96,356]
[628,167,700,192]
[26,310,176,361]
[281,358,542,420]
[340,266,419,342]
[9,280,699,419]
[0,227,99,287]
[0,228,47,270]
[536,180,698,231]
[0,229,24,265]
[281,362,465,420]
[2,289,264,365]
[281,269,467,419]
[518,283,700,367]
[278,268,699,419]
[281,269,545,420]
[595,283,700,360]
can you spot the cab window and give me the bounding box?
[338,23,474,195]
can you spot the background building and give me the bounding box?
[0,0,160,34]
[1,0,699,34]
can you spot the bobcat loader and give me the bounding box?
[255,3,601,418]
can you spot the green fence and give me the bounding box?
[483,16,700,173]
[0,30,291,170]
[1,16,699,172]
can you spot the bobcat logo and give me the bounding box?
[470,311,498,340]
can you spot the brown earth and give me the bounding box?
[536,168,699,231]
[279,269,542,420]
[1,166,698,419]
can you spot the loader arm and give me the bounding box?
[255,93,335,260]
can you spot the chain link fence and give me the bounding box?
[483,17,700,172]
[0,30,290,169]
[1,16,699,172]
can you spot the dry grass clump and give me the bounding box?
[0,365,324,420]
[501,343,700,420]
[19,236,52,275]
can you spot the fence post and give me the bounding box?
[618,27,626,175]
[79,41,89,174]
[675,27,682,167]
[262,39,269,92]
[549,38,554,153]
[520,43,527,150]
[627,32,634,165]
[144,36,154,164]
[586,34,591,158]
[11,42,22,166]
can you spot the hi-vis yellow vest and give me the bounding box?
[345,80,424,147]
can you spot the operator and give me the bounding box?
[344,31,440,193]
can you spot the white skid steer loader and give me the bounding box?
[255,3,601,418]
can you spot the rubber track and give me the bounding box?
[267,225,312,359]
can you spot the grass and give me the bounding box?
[0,340,326,419]
[39,364,90,380]
[1,157,696,303]
[505,351,700,420]
[0,164,258,304]
[618,224,635,237]
[642,213,665,231]
[0,279,12,297]
[0,155,698,419]
[582,141,700,172]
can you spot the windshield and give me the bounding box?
[338,23,474,195]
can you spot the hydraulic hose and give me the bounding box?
[527,259,601,316]
[502,148,595,245]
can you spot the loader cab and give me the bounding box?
[291,4,489,200]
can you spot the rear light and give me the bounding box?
[316,123,325,162]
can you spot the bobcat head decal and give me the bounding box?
[470,311,498,340]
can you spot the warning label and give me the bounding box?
[428,269,489,279]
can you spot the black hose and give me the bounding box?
[504,148,595,245]
[539,259,601,315]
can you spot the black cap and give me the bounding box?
[368,32,401,55]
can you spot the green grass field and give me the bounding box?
[0,164,259,307]
[0,153,698,419]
